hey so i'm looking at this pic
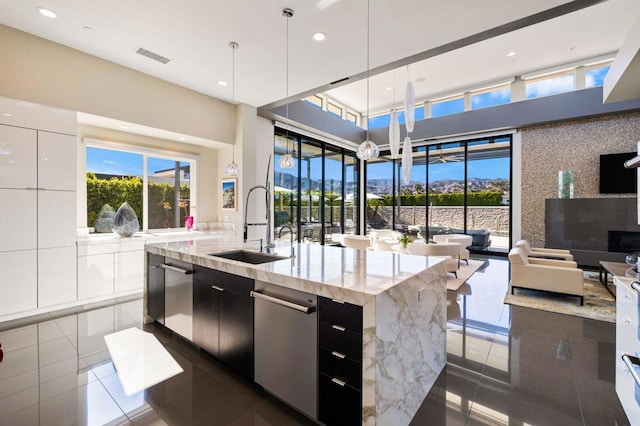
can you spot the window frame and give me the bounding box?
[84,138,199,233]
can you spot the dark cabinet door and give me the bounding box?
[219,274,254,380]
[192,265,254,380]
[147,254,165,323]
[193,279,221,357]
[318,372,361,426]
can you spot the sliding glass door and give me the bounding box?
[274,128,360,245]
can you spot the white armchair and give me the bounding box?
[508,247,584,305]
[407,241,461,278]
[433,234,472,265]
[515,239,574,261]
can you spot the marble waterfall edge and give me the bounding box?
[368,262,447,425]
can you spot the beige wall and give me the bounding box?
[521,111,640,247]
[0,24,232,143]
[77,125,219,228]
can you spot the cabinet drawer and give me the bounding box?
[319,372,361,426]
[193,265,253,295]
[318,297,362,332]
[319,347,361,390]
[319,321,362,361]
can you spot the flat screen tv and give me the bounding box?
[599,152,637,194]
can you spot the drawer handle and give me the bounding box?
[331,378,346,387]
[632,282,640,293]
[211,286,224,292]
[331,325,346,332]
[331,351,346,359]
[331,299,345,304]
[161,263,193,274]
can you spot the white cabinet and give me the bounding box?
[114,250,144,293]
[38,247,77,308]
[37,132,76,191]
[38,190,77,249]
[77,253,114,300]
[0,250,37,315]
[0,189,37,252]
[0,124,37,189]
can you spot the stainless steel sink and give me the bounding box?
[208,250,287,264]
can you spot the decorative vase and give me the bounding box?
[112,202,139,237]
[558,170,574,199]
[185,216,194,230]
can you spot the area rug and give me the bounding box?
[503,273,616,323]
[447,259,486,291]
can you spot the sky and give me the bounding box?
[86,147,186,176]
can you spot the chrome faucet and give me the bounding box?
[244,185,274,253]
[278,225,295,258]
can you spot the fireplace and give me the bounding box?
[608,231,640,253]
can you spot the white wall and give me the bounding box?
[0,24,232,144]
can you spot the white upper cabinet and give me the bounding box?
[38,131,76,191]
[0,124,37,189]
[0,189,37,252]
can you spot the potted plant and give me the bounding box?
[398,234,413,250]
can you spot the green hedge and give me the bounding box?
[87,173,190,229]
[380,191,503,206]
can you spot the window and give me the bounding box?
[585,65,611,88]
[368,112,391,129]
[346,111,358,125]
[525,72,574,99]
[86,143,195,233]
[432,97,464,117]
[327,102,343,118]
[304,95,323,109]
[471,86,511,110]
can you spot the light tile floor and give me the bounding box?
[0,256,631,425]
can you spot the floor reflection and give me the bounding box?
[413,257,630,425]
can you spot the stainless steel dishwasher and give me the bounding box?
[252,281,318,420]
[162,259,193,341]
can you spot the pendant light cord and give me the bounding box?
[284,9,292,156]
[232,43,236,163]
[366,0,370,142]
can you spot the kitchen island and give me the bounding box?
[145,237,447,426]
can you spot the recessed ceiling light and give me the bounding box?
[218,81,227,86]
[2,113,13,117]
[36,7,57,19]
[120,126,129,130]
[179,137,186,141]
[385,86,392,91]
[507,51,516,57]
[313,32,326,41]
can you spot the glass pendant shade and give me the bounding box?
[356,138,379,161]
[404,81,416,133]
[389,108,400,156]
[225,160,241,176]
[401,136,413,184]
[278,153,296,169]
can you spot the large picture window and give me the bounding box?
[86,141,196,233]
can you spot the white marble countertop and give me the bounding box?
[145,237,446,305]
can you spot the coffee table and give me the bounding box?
[599,261,636,298]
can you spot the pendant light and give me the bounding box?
[356,0,379,161]
[278,8,296,170]
[225,41,241,176]
[401,65,415,183]
[389,72,400,157]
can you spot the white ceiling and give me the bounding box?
[0,0,638,139]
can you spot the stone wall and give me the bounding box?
[520,111,640,247]
[372,206,510,234]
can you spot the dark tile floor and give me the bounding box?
[0,256,631,425]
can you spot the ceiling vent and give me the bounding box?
[135,47,171,64]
